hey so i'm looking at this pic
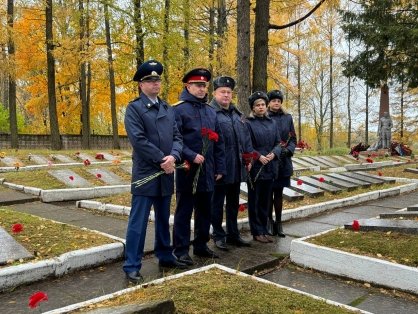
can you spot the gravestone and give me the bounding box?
[332,155,359,164]
[354,171,396,184]
[296,176,341,194]
[292,157,316,168]
[310,156,339,168]
[298,156,330,169]
[283,187,304,201]
[323,173,371,188]
[54,154,76,163]
[404,168,418,174]
[48,169,93,187]
[0,156,23,167]
[0,227,33,264]
[344,218,418,235]
[340,172,384,185]
[407,204,418,212]
[77,153,96,162]
[318,156,343,167]
[310,174,358,191]
[289,179,324,197]
[99,152,117,161]
[30,155,49,165]
[87,168,127,185]
[379,212,418,219]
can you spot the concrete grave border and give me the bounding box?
[290,228,418,294]
[43,263,371,314]
[0,227,124,292]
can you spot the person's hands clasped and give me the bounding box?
[193,154,205,164]
[259,155,270,165]
[266,152,275,161]
[160,155,176,174]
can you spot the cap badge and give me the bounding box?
[149,62,157,66]
[151,71,157,75]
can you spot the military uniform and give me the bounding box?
[172,68,226,264]
[209,76,253,249]
[123,60,184,282]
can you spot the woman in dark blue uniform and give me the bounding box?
[246,92,281,243]
[267,90,296,237]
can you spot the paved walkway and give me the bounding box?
[0,187,417,313]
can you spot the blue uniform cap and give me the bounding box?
[133,60,164,82]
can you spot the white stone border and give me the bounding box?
[41,185,131,202]
[44,263,371,314]
[290,229,418,294]
[0,224,125,292]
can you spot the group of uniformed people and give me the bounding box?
[123,60,296,283]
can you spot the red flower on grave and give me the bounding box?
[28,291,48,309]
[95,153,104,160]
[366,158,373,163]
[352,220,360,231]
[318,177,325,182]
[83,159,91,166]
[69,176,74,181]
[297,179,303,185]
[378,171,383,176]
[96,173,102,179]
[11,223,24,233]
[238,204,247,212]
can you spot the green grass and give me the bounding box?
[0,208,115,267]
[77,268,355,314]
[308,229,418,268]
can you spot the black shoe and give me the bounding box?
[125,271,144,284]
[175,253,194,266]
[227,237,251,247]
[277,222,286,238]
[194,247,219,258]
[159,259,188,269]
[214,239,228,251]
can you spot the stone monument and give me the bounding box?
[368,111,392,151]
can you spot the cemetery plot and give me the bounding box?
[59,266,359,314]
[353,171,396,184]
[296,176,342,194]
[309,156,340,168]
[86,168,127,185]
[282,187,304,201]
[344,218,418,235]
[310,174,358,191]
[289,178,324,197]
[298,156,330,169]
[317,156,344,167]
[292,157,316,168]
[54,154,77,163]
[29,154,49,165]
[322,172,370,188]
[48,170,93,188]
[0,156,24,167]
[339,172,384,185]
[0,227,33,265]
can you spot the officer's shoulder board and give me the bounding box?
[171,100,185,107]
[127,97,140,106]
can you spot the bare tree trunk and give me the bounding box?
[329,22,333,149]
[86,0,91,133]
[296,24,302,141]
[252,0,270,92]
[365,84,369,145]
[7,0,18,148]
[1,45,8,108]
[216,0,227,68]
[46,0,61,150]
[346,38,352,148]
[400,78,404,139]
[379,83,389,118]
[133,0,144,69]
[236,0,251,115]
[79,0,90,148]
[162,0,170,99]
[104,2,120,149]
[208,1,215,91]
[183,0,190,71]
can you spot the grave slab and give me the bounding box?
[310,156,340,168]
[282,187,304,201]
[354,171,396,184]
[289,179,324,197]
[298,156,330,169]
[340,172,384,185]
[86,169,127,185]
[332,155,359,164]
[379,212,418,219]
[54,154,76,163]
[310,174,358,191]
[296,176,342,194]
[0,156,23,167]
[29,154,49,165]
[407,204,418,212]
[345,163,379,171]
[99,152,117,161]
[48,170,93,187]
[317,156,343,167]
[404,168,418,174]
[77,153,96,162]
[324,172,371,188]
[291,157,316,168]
[0,227,33,264]
[344,218,418,234]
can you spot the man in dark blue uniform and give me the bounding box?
[123,60,186,283]
[172,68,226,265]
[209,76,253,251]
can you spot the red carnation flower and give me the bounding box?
[318,177,325,182]
[28,291,48,309]
[238,204,247,212]
[95,153,104,160]
[207,130,219,142]
[12,223,24,233]
[183,160,191,172]
[378,171,383,176]
[69,176,74,181]
[96,173,102,179]
[297,179,303,185]
[352,220,360,231]
[83,159,91,166]
[366,158,373,163]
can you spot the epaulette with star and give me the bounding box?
[171,100,185,107]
